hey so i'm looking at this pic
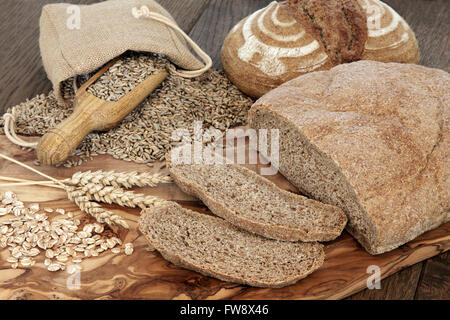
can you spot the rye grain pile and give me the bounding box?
[0,52,253,167]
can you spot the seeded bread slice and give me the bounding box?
[139,202,325,288]
[166,155,347,242]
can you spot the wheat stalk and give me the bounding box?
[66,186,129,229]
[0,154,169,229]
[79,183,167,210]
[64,170,172,189]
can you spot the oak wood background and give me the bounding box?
[0,0,449,300]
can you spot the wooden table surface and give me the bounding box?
[0,0,448,300]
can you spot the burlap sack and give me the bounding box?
[39,0,205,105]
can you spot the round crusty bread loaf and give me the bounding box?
[221,0,420,98]
[248,60,449,255]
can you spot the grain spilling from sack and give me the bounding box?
[0,52,253,167]
[86,52,170,102]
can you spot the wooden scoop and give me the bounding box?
[36,60,168,166]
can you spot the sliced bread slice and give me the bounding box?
[166,156,347,242]
[139,202,325,288]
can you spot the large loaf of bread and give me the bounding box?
[249,60,449,255]
[222,0,420,98]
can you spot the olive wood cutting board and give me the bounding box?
[0,134,448,300]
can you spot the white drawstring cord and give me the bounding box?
[131,6,213,78]
[2,107,38,148]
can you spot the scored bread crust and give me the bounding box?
[221,0,335,98]
[221,0,420,98]
[139,202,325,288]
[166,155,347,242]
[249,60,449,255]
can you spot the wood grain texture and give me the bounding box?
[0,136,449,300]
[383,0,450,70]
[347,262,423,300]
[415,252,450,300]
[189,0,272,70]
[0,0,95,114]
[0,0,449,299]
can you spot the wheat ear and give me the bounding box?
[80,183,167,210]
[65,170,172,189]
[66,187,129,229]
